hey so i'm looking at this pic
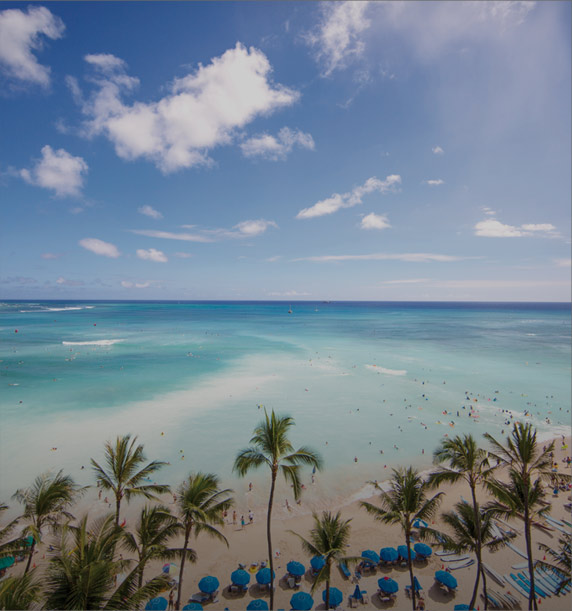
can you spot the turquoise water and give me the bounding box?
[1,301,570,508]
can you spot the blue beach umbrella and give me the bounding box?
[290,591,314,610]
[0,556,15,570]
[198,576,219,593]
[397,545,416,560]
[287,561,306,577]
[231,569,251,586]
[454,606,475,610]
[361,549,380,565]
[182,605,203,611]
[435,570,457,589]
[255,568,275,585]
[378,577,399,594]
[414,542,432,557]
[413,576,422,592]
[310,555,325,571]
[352,584,363,601]
[413,519,428,529]
[145,597,168,611]
[247,601,269,611]
[379,547,398,562]
[322,587,343,607]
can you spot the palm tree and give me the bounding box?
[361,467,443,611]
[289,511,358,610]
[486,470,550,611]
[537,533,571,594]
[12,470,83,573]
[43,513,170,610]
[0,503,26,561]
[419,501,510,610]
[91,434,170,525]
[122,504,182,588]
[0,570,41,610]
[484,423,562,611]
[173,473,233,611]
[428,434,494,609]
[233,410,323,610]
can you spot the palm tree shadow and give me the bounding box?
[427,582,456,603]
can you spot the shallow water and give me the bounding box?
[1,301,570,506]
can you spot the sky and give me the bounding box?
[0,1,570,302]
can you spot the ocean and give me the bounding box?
[1,301,570,513]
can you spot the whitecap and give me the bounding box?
[62,339,124,346]
[364,364,407,376]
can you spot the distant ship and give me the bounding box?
[288,305,293,314]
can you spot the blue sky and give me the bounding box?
[1,1,570,301]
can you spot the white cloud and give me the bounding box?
[41,252,62,259]
[131,219,277,242]
[360,212,391,230]
[232,219,278,237]
[20,145,88,197]
[296,175,401,219]
[294,252,468,263]
[425,179,444,186]
[306,1,372,76]
[474,218,558,238]
[240,127,315,161]
[266,255,282,262]
[136,248,168,263]
[138,205,163,219]
[0,6,64,87]
[174,252,193,259]
[380,278,431,284]
[73,43,300,172]
[121,280,151,289]
[79,238,120,258]
[554,258,571,268]
[482,207,496,216]
[56,276,84,287]
[130,230,214,243]
[432,146,444,155]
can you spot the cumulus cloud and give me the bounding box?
[294,252,468,263]
[296,175,400,219]
[138,205,163,219]
[20,145,88,197]
[71,44,300,173]
[136,248,168,263]
[231,219,277,237]
[240,127,315,161]
[0,6,64,87]
[121,280,151,288]
[360,212,391,230]
[474,218,558,238]
[425,179,444,186]
[432,145,444,155]
[79,238,120,258]
[306,1,372,76]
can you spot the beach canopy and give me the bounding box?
[414,543,432,557]
[397,545,416,560]
[287,561,306,577]
[255,568,275,585]
[435,570,458,589]
[378,577,399,594]
[310,555,326,571]
[290,591,314,610]
[198,576,219,593]
[247,601,269,611]
[0,556,15,571]
[379,547,398,562]
[413,518,428,529]
[322,587,343,607]
[361,549,380,565]
[231,569,251,586]
[145,597,168,611]
[352,584,363,601]
[454,606,476,611]
[182,605,203,611]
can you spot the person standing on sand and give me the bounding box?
[168,590,174,610]
[241,515,245,529]
[233,510,237,525]
[249,510,254,524]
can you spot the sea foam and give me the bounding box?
[62,339,124,346]
[365,364,407,376]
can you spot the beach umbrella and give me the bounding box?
[247,600,269,611]
[435,570,457,589]
[162,562,177,574]
[23,536,34,547]
[287,561,306,577]
[231,569,251,586]
[397,545,416,560]
[361,549,380,565]
[322,587,343,607]
[255,567,275,585]
[290,591,314,610]
[454,606,475,611]
[310,555,325,571]
[379,547,398,562]
[413,576,422,592]
[145,597,168,611]
[378,577,399,594]
[183,605,203,611]
[413,518,428,529]
[0,556,15,571]
[414,542,432,557]
[352,584,363,601]
[198,576,219,594]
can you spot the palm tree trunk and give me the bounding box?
[481,564,489,610]
[267,469,277,610]
[407,527,415,611]
[24,541,36,574]
[176,528,191,611]
[469,483,482,610]
[115,495,121,526]
[524,501,537,610]
[325,578,330,610]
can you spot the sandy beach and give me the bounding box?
[6,435,571,610]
